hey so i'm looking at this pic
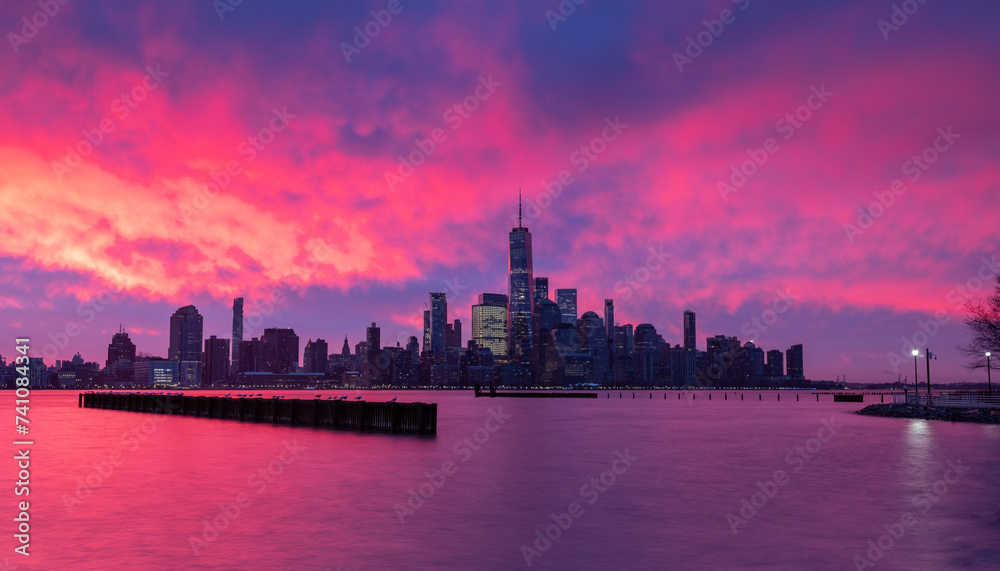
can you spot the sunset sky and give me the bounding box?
[1,0,997,382]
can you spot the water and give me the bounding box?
[18,390,1000,569]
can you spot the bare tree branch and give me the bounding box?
[957,273,1000,370]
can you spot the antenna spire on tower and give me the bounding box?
[518,188,522,228]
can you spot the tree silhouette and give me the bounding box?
[958,274,1000,371]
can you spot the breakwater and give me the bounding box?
[856,403,1000,424]
[79,392,437,434]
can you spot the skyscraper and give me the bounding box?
[429,293,448,356]
[366,323,381,382]
[579,311,610,384]
[556,289,577,326]
[786,344,804,380]
[169,305,203,387]
[534,277,549,307]
[683,309,696,351]
[203,335,230,387]
[604,299,614,342]
[766,349,784,377]
[261,328,299,374]
[106,326,136,370]
[107,326,137,383]
[422,310,431,354]
[451,319,462,348]
[634,323,663,385]
[303,338,328,374]
[232,297,243,374]
[508,193,534,362]
[472,293,508,359]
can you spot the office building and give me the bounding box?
[262,328,299,374]
[203,335,230,387]
[604,299,614,343]
[106,326,136,370]
[534,277,549,307]
[366,323,382,381]
[766,349,784,377]
[169,305,203,387]
[786,344,804,380]
[472,293,508,359]
[683,310,696,351]
[508,195,534,362]
[232,297,243,373]
[303,338,328,374]
[556,289,577,326]
[429,293,448,356]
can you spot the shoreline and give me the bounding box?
[856,403,1000,424]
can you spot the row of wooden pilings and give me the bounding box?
[610,392,885,403]
[79,392,437,435]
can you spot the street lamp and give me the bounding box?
[925,348,933,396]
[912,349,919,402]
[987,351,992,393]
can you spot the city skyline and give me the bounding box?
[1,1,998,384]
[21,201,821,389]
[4,194,993,384]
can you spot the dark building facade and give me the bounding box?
[232,297,243,374]
[169,305,203,386]
[508,204,534,364]
[303,338,328,374]
[203,335,230,387]
[261,328,299,374]
[786,344,804,380]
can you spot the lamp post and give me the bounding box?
[925,347,932,396]
[912,349,919,403]
[987,351,992,393]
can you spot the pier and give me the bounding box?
[473,385,598,398]
[79,392,437,435]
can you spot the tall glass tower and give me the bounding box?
[169,305,203,387]
[508,191,534,363]
[429,293,448,356]
[683,309,696,351]
[232,297,243,374]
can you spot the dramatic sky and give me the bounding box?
[1,0,997,383]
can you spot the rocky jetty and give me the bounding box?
[856,403,1000,424]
